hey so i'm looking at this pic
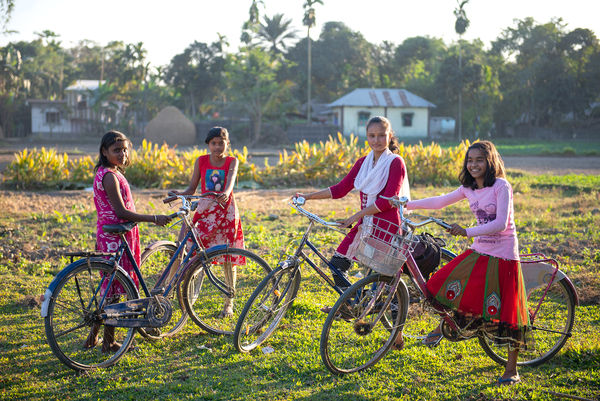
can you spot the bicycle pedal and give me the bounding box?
[150,288,164,296]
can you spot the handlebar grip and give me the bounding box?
[168,211,181,219]
[439,220,452,230]
[163,196,177,204]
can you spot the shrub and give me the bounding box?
[2,136,471,189]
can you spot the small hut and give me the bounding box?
[145,106,196,146]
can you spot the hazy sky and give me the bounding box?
[2,0,598,67]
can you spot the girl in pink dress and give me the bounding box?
[296,116,409,309]
[85,130,171,353]
[396,141,529,385]
[170,127,244,318]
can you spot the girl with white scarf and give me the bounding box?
[295,116,409,308]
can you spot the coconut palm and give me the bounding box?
[454,0,470,140]
[257,13,298,54]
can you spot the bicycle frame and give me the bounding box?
[45,194,235,325]
[287,219,351,295]
[283,199,354,295]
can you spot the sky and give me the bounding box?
[1,0,599,68]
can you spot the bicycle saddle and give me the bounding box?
[102,221,138,234]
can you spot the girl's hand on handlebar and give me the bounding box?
[447,223,467,237]
[338,213,360,229]
[216,192,229,205]
[154,215,172,226]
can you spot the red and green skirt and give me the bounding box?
[426,249,530,343]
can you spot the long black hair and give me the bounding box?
[366,116,400,153]
[459,141,506,189]
[94,130,131,173]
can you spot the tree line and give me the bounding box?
[1,6,599,142]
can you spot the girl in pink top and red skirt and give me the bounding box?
[401,141,529,385]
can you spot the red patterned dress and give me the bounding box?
[93,166,141,297]
[191,155,244,264]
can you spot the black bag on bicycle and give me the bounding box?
[408,232,446,281]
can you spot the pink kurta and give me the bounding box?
[94,166,141,296]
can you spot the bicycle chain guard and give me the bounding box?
[102,295,173,328]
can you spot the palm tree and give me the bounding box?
[454,0,470,141]
[303,0,323,123]
[257,13,298,54]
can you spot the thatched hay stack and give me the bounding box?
[145,106,196,146]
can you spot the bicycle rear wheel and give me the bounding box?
[233,265,301,353]
[137,241,187,340]
[479,277,576,367]
[44,260,137,371]
[320,273,409,375]
[181,247,271,335]
[402,249,455,342]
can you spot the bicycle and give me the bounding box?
[41,193,271,371]
[141,192,271,338]
[319,195,578,375]
[232,196,455,353]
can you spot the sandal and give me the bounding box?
[421,331,443,348]
[497,375,520,386]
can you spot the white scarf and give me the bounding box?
[354,149,410,207]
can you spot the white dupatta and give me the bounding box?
[354,149,410,207]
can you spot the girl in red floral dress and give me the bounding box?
[171,127,244,317]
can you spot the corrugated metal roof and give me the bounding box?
[65,80,106,91]
[329,88,436,108]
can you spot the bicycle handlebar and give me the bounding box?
[380,195,452,231]
[290,196,347,233]
[163,191,221,204]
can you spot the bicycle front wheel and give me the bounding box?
[137,241,187,340]
[233,265,301,353]
[44,261,137,371]
[479,277,576,367]
[181,247,271,335]
[320,273,409,375]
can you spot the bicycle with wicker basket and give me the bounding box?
[319,196,578,375]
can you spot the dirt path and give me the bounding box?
[503,156,600,175]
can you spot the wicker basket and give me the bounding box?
[355,216,417,276]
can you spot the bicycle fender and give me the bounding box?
[202,244,228,254]
[522,262,579,305]
[141,240,177,255]
[40,258,138,317]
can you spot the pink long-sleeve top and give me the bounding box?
[329,156,406,256]
[406,178,519,260]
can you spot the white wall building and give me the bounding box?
[28,80,125,137]
[328,88,436,139]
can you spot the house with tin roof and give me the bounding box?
[28,80,125,137]
[327,88,436,138]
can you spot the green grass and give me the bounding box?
[0,181,599,400]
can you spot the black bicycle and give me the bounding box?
[41,194,271,371]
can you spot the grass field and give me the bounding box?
[0,176,599,400]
